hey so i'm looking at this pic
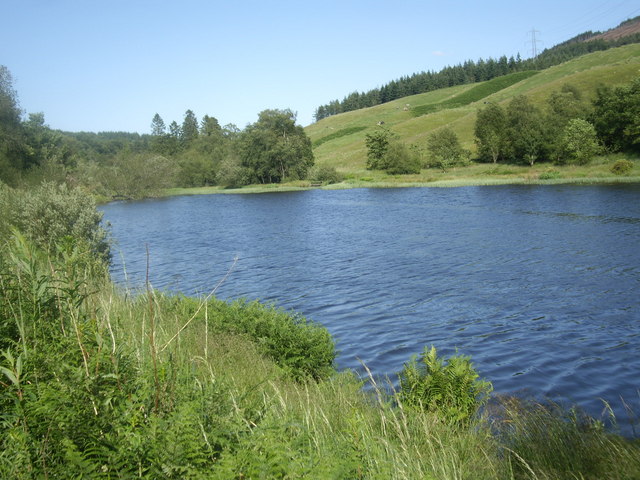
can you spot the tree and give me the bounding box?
[200,115,221,137]
[506,95,547,166]
[365,127,395,170]
[163,120,181,156]
[474,102,508,163]
[23,112,75,175]
[238,109,314,184]
[181,109,199,146]
[150,113,166,136]
[150,113,172,155]
[559,119,601,165]
[591,76,640,154]
[426,127,469,172]
[0,65,27,183]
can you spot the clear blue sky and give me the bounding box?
[3,0,639,133]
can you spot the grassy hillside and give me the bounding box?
[305,43,640,184]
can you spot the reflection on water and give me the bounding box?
[101,184,640,433]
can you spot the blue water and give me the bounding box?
[101,185,640,433]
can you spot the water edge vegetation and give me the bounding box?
[1,182,640,479]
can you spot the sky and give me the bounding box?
[2,0,639,134]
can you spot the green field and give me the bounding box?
[304,43,640,184]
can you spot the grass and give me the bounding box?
[305,43,640,172]
[412,71,540,117]
[2,224,639,478]
[163,153,640,198]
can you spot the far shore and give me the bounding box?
[163,173,640,197]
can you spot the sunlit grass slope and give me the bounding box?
[305,43,640,178]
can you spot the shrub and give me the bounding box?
[539,169,562,180]
[168,297,337,381]
[610,159,634,175]
[309,165,344,184]
[383,141,422,174]
[397,346,492,425]
[100,153,178,198]
[1,182,110,264]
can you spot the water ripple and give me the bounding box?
[101,184,640,434]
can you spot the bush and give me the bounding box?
[383,141,422,174]
[168,296,337,381]
[309,165,344,184]
[610,159,634,175]
[0,182,110,264]
[99,153,178,198]
[397,346,492,425]
[539,169,562,180]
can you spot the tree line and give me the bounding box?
[0,65,323,198]
[314,19,640,122]
[364,76,640,174]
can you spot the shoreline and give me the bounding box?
[162,174,640,197]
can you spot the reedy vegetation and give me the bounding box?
[1,183,639,478]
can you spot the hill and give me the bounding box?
[592,16,640,41]
[304,43,640,184]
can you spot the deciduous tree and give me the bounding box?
[591,76,640,153]
[365,127,395,170]
[427,127,469,172]
[559,118,601,165]
[238,109,314,184]
[474,102,507,163]
[507,95,547,166]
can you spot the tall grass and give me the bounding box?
[1,181,640,478]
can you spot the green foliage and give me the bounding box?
[216,154,254,188]
[591,76,640,153]
[308,164,344,184]
[364,128,420,174]
[558,118,601,165]
[181,109,199,146]
[475,102,508,163]
[538,169,562,180]
[426,127,470,172]
[495,397,640,479]
[610,159,634,175]
[0,65,26,184]
[383,141,422,174]
[238,109,314,184]
[365,126,395,170]
[397,346,492,425]
[173,297,336,381]
[413,71,540,117]
[97,152,179,199]
[0,182,110,263]
[506,95,547,166]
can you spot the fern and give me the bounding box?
[397,346,493,425]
